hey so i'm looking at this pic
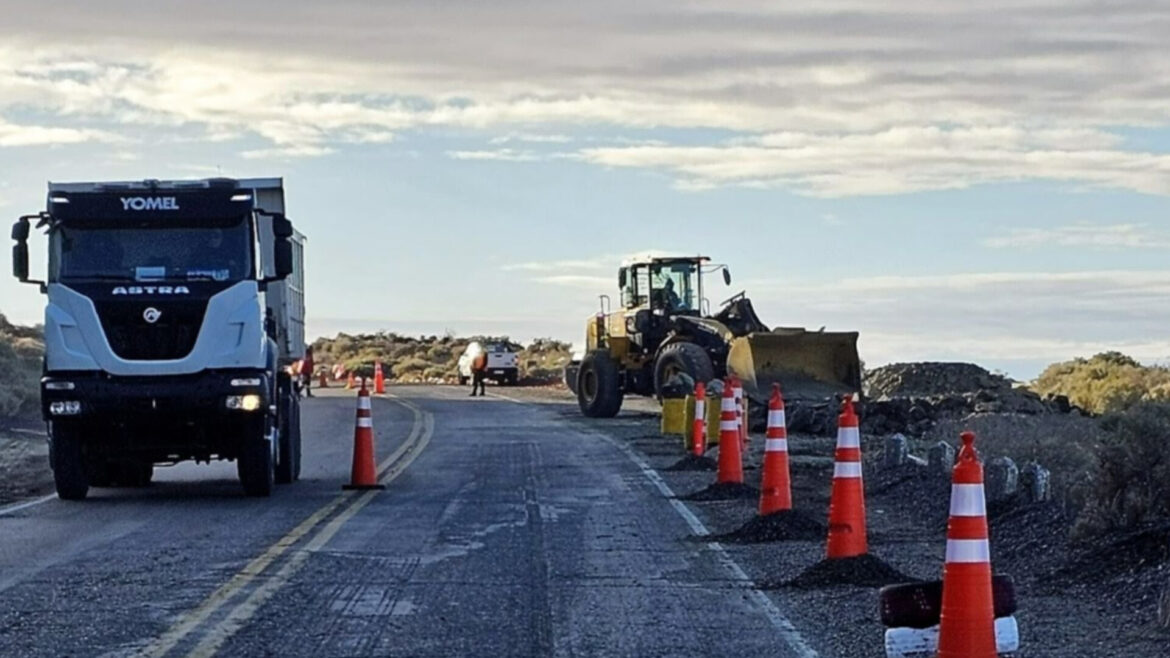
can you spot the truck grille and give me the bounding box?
[95,300,208,361]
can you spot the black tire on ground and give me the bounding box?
[653,342,715,399]
[506,371,519,386]
[238,419,275,497]
[879,575,1018,629]
[577,351,623,418]
[50,426,89,501]
[458,375,469,386]
[276,374,301,485]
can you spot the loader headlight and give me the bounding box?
[225,394,263,411]
[49,401,82,416]
[230,378,262,387]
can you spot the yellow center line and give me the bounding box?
[184,408,434,657]
[133,396,429,658]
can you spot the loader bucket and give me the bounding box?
[727,329,862,403]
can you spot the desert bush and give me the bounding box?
[1074,402,1170,538]
[0,314,44,420]
[1032,351,1170,415]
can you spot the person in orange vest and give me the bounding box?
[301,346,315,398]
[470,350,488,397]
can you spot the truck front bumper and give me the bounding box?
[41,370,272,422]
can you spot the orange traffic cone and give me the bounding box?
[716,379,744,484]
[826,396,867,559]
[937,431,997,657]
[374,361,386,395]
[318,371,328,388]
[692,381,707,457]
[345,372,355,390]
[758,383,792,515]
[343,384,385,490]
[731,376,747,449]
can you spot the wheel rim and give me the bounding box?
[582,369,598,401]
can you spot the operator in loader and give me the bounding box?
[655,277,685,312]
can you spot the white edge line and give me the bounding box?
[0,493,58,517]
[597,432,821,658]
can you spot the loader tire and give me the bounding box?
[577,351,623,418]
[654,342,715,399]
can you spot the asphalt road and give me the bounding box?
[0,386,818,658]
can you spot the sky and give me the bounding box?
[1,0,1169,380]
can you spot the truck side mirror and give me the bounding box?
[273,239,293,279]
[618,269,627,289]
[722,268,732,286]
[12,219,30,242]
[12,241,28,281]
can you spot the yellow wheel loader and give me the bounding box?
[564,255,862,418]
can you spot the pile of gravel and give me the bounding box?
[773,554,912,589]
[865,362,1011,399]
[709,510,825,544]
[663,454,717,472]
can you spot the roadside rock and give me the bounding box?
[928,441,955,477]
[986,457,1019,502]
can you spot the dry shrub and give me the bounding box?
[0,323,43,420]
[1074,402,1170,539]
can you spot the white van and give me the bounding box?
[457,341,520,386]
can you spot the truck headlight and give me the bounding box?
[44,381,76,391]
[226,394,263,411]
[49,401,82,416]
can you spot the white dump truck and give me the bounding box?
[11,177,306,499]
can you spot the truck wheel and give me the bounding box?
[577,351,623,418]
[51,426,89,501]
[506,371,519,386]
[238,419,275,497]
[276,389,301,484]
[654,342,715,400]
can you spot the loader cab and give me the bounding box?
[619,257,705,315]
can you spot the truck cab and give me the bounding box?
[11,178,306,499]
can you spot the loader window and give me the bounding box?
[651,263,697,312]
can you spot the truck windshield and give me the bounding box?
[50,218,253,283]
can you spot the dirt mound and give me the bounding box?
[768,554,912,589]
[663,454,718,472]
[678,482,759,502]
[866,362,1010,399]
[709,510,824,543]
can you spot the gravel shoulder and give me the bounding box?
[498,385,1169,658]
[0,424,52,507]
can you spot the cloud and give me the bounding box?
[984,223,1170,249]
[0,2,1168,195]
[0,118,120,147]
[446,148,547,162]
[579,126,1170,196]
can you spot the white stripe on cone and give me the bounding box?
[720,420,738,431]
[949,484,988,517]
[721,397,737,412]
[884,616,1019,658]
[945,538,990,563]
[768,410,786,427]
[695,400,706,418]
[765,438,788,452]
[358,397,372,410]
[836,426,860,448]
[833,462,862,478]
[356,417,373,429]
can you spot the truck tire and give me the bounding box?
[506,371,519,386]
[50,426,89,501]
[577,351,623,418]
[276,388,302,484]
[238,419,275,497]
[653,342,715,399]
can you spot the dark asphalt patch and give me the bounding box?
[708,510,825,544]
[678,482,759,502]
[771,554,912,589]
